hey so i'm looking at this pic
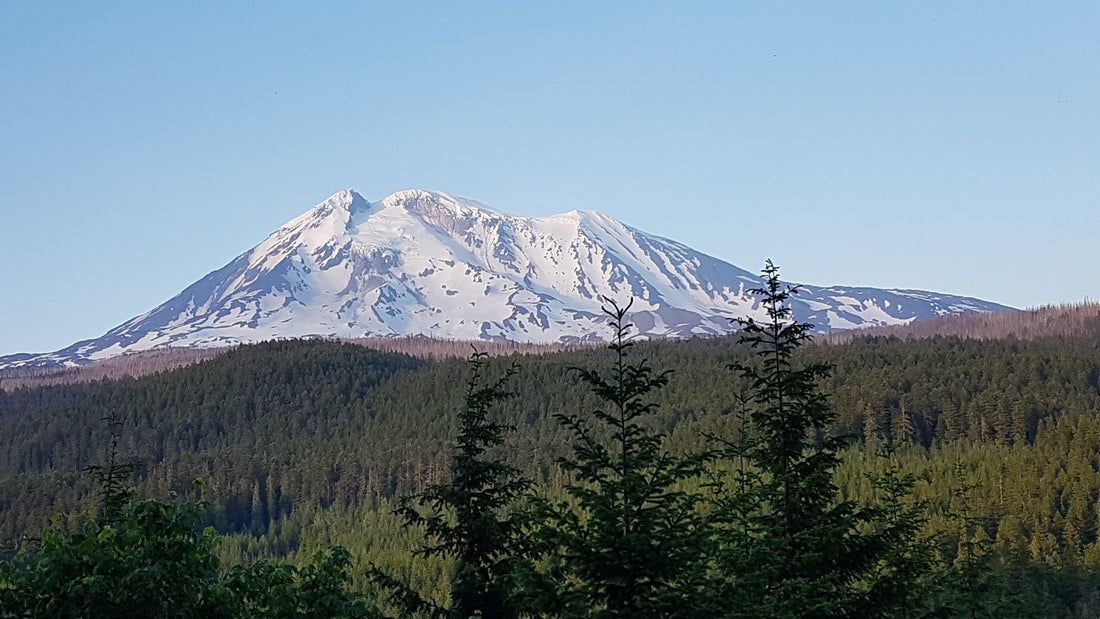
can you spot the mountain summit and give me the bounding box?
[3,189,1012,368]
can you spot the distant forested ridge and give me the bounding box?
[825,299,1100,342]
[0,336,584,392]
[6,299,1097,392]
[2,319,1100,537]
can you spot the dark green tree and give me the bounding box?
[533,299,712,618]
[0,412,375,619]
[0,486,227,618]
[83,411,140,526]
[711,260,928,617]
[0,484,375,618]
[225,546,378,618]
[374,350,531,618]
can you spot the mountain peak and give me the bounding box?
[306,189,370,220]
[379,190,507,237]
[384,189,500,215]
[335,189,369,212]
[0,189,1015,369]
[553,208,608,224]
[385,188,442,204]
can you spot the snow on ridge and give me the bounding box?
[0,188,1016,369]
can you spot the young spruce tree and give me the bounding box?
[373,350,530,619]
[713,260,926,618]
[534,298,712,618]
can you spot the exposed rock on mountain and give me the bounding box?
[2,189,1012,368]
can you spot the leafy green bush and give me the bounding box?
[0,489,375,618]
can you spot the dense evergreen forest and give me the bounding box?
[3,290,1100,615]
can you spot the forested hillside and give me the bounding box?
[0,336,580,392]
[4,301,1100,615]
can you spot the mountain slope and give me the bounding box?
[2,189,1012,368]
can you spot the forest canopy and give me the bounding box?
[3,277,1100,616]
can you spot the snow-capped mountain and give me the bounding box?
[2,189,1012,368]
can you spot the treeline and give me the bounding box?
[2,324,1100,543]
[6,300,1097,392]
[0,336,588,392]
[817,334,1100,445]
[0,341,430,543]
[825,300,1100,343]
[0,347,227,391]
[0,271,945,617]
[4,293,1100,614]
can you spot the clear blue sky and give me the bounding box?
[2,2,1097,356]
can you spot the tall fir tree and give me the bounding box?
[711,260,927,618]
[373,350,531,618]
[533,298,712,618]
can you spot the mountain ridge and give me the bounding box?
[1,188,1013,368]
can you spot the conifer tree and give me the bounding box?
[712,260,926,617]
[534,298,712,618]
[374,350,530,618]
[1,421,374,619]
[83,411,139,526]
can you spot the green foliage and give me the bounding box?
[6,282,1100,616]
[0,498,374,618]
[83,411,140,526]
[374,350,531,619]
[0,435,374,618]
[1,493,225,618]
[5,329,1100,544]
[817,334,1100,446]
[224,546,378,618]
[730,261,840,527]
[532,299,712,618]
[710,261,928,617]
[0,340,428,541]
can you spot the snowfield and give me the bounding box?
[0,189,1013,369]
